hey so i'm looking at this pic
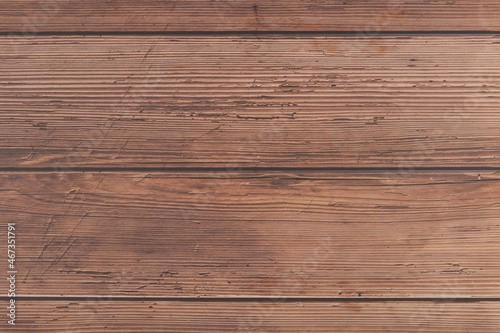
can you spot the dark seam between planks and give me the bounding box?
[0,167,499,173]
[1,31,500,37]
[3,296,500,303]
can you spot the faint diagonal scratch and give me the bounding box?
[297,199,313,214]
[113,138,130,160]
[41,210,86,277]
[23,185,84,284]
[140,1,178,74]
[39,232,79,277]
[191,124,224,141]
[90,175,106,194]
[65,210,90,244]
[41,215,56,241]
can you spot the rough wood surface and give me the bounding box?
[2,2,500,331]
[2,35,500,168]
[2,171,500,297]
[3,299,500,332]
[2,0,500,33]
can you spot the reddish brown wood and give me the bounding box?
[4,299,500,332]
[2,35,500,168]
[2,171,500,297]
[1,0,500,33]
[2,2,500,330]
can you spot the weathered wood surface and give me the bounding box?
[2,1,500,331]
[2,0,500,33]
[2,171,500,297]
[3,300,500,332]
[2,35,500,168]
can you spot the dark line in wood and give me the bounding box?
[0,167,498,173]
[1,31,500,37]
[3,296,500,303]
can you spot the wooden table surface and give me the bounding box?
[1,1,500,332]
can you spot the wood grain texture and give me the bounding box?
[3,0,500,331]
[2,35,500,168]
[2,171,500,297]
[1,0,500,32]
[3,299,500,332]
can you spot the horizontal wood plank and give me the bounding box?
[2,0,500,32]
[1,35,500,168]
[3,299,500,332]
[2,171,500,297]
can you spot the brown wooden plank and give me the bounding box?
[1,35,500,168]
[2,0,500,33]
[3,299,500,332]
[2,171,500,297]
